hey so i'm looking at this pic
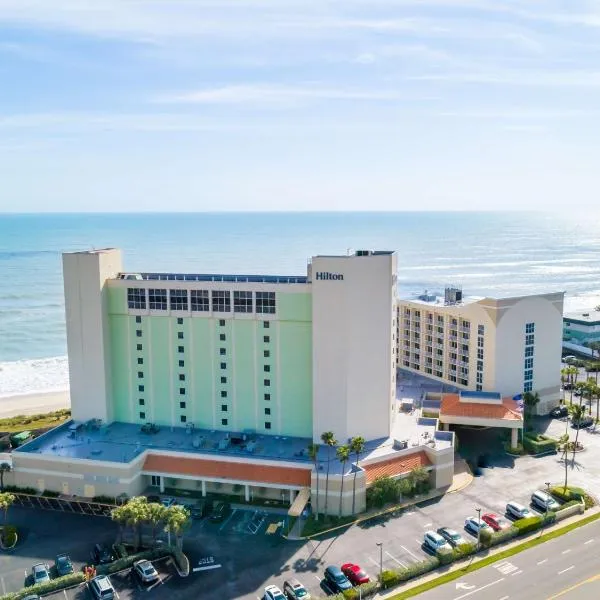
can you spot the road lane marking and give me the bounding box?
[584,539,594,545]
[547,572,600,599]
[423,523,432,528]
[561,549,571,554]
[558,566,575,575]
[219,508,237,531]
[499,596,510,600]
[400,544,421,560]
[511,570,523,576]
[495,562,519,575]
[63,591,68,600]
[385,551,407,567]
[537,559,548,565]
[453,577,504,600]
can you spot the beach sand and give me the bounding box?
[0,390,70,419]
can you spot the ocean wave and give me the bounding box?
[0,356,69,398]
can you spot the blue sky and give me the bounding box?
[1,0,600,212]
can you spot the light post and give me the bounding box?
[545,481,551,524]
[376,542,383,584]
[475,507,482,551]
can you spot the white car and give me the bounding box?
[506,501,531,520]
[31,563,51,585]
[133,559,159,583]
[464,517,491,536]
[531,491,560,513]
[423,530,452,553]
[264,585,286,600]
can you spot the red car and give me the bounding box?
[482,513,510,531]
[341,563,370,585]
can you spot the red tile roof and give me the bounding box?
[440,394,522,421]
[363,451,431,484]
[143,454,311,487]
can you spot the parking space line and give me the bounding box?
[385,551,407,568]
[584,539,594,545]
[562,549,571,554]
[400,545,421,560]
[368,556,380,568]
[219,508,237,531]
[423,523,432,528]
[313,574,321,582]
[115,590,121,599]
[537,559,548,565]
[0,577,5,596]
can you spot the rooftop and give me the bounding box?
[17,421,314,465]
[117,273,308,284]
[564,309,600,324]
[440,394,523,422]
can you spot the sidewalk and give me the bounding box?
[376,505,600,599]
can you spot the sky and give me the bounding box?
[1,0,600,212]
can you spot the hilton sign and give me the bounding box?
[315,272,344,281]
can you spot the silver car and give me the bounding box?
[31,564,50,585]
[133,559,159,583]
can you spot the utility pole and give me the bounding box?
[476,507,482,551]
[376,542,383,583]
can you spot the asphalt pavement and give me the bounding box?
[414,518,600,600]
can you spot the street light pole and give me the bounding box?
[376,542,383,584]
[545,481,552,524]
[476,507,482,551]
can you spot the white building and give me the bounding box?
[396,289,564,414]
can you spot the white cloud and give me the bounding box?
[411,70,600,86]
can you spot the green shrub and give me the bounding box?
[1,525,17,547]
[543,511,556,525]
[513,515,543,535]
[41,490,60,498]
[93,495,117,505]
[356,581,379,597]
[523,434,557,455]
[436,546,454,565]
[479,527,493,548]
[503,442,525,455]
[2,485,37,495]
[551,486,585,502]
[9,572,85,599]
[171,548,189,576]
[379,569,400,588]
[114,543,128,559]
[555,500,582,512]
[367,476,400,508]
[489,526,518,547]
[396,556,440,581]
[95,548,170,576]
[453,542,476,559]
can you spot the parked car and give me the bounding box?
[92,543,114,565]
[89,575,115,600]
[550,405,569,418]
[423,530,452,553]
[264,584,286,600]
[506,501,531,520]
[341,563,370,585]
[160,497,176,508]
[323,566,353,593]
[209,501,231,522]
[481,513,511,531]
[22,595,40,600]
[571,416,594,429]
[531,490,560,512]
[437,527,468,548]
[563,355,577,363]
[563,383,574,391]
[283,578,311,599]
[464,517,491,536]
[132,559,159,583]
[54,554,73,576]
[31,564,51,585]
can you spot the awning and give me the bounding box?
[287,487,311,518]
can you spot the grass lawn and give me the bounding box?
[0,409,71,434]
[387,511,600,599]
[301,513,355,537]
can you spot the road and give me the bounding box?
[415,519,600,600]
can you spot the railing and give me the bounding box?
[11,493,114,517]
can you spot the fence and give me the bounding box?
[11,493,114,517]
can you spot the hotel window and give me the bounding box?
[265,422,272,430]
[524,369,533,381]
[148,289,167,310]
[220,362,226,369]
[477,349,484,360]
[177,317,183,325]
[179,401,186,409]
[477,337,484,348]
[525,358,534,370]
[137,371,143,379]
[135,316,142,324]
[525,334,535,346]
[477,360,483,371]
[219,333,226,341]
[264,393,271,401]
[178,360,184,368]
[220,348,226,355]
[476,384,483,391]
[265,408,271,415]
[256,292,276,314]
[180,415,187,423]
[524,381,533,393]
[170,289,188,311]
[221,405,228,411]
[179,374,185,381]
[139,398,145,406]
[140,412,146,419]
[525,346,534,357]
[178,346,184,353]
[220,376,227,384]
[137,358,143,365]
[525,322,535,334]
[264,350,270,358]
[191,290,209,312]
[263,336,270,343]
[476,372,483,384]
[138,385,144,392]
[264,379,271,386]
[128,288,147,310]
[212,291,231,313]
[221,391,227,398]
[221,418,228,426]
[179,387,186,395]
[137,343,142,351]
[136,330,142,337]
[233,291,253,313]
[264,365,271,372]
[219,319,225,326]
[478,325,485,336]
[263,321,270,328]
[178,331,184,340]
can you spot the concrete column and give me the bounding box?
[440,422,448,431]
[511,428,518,447]
[201,480,206,497]
[245,484,250,502]
[159,477,165,493]
[290,489,296,504]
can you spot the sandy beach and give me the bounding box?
[0,390,70,419]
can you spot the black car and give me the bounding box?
[436,527,467,548]
[550,405,569,418]
[209,501,231,522]
[92,543,114,565]
[571,416,594,429]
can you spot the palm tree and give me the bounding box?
[522,391,540,428]
[588,341,600,384]
[558,432,570,490]
[164,504,190,549]
[575,381,587,407]
[349,436,366,515]
[560,367,569,403]
[321,431,337,517]
[111,496,148,549]
[146,502,167,547]
[407,466,430,494]
[0,492,15,527]
[336,445,350,518]
[307,442,320,520]
[0,463,10,491]
[567,366,579,405]
[570,404,587,468]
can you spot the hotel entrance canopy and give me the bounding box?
[439,391,523,430]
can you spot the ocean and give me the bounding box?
[1,211,599,398]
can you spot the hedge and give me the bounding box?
[328,581,379,599]
[93,495,117,505]
[555,500,582,512]
[1,525,17,547]
[0,572,85,600]
[480,526,519,548]
[551,486,585,501]
[379,557,440,588]
[523,434,558,455]
[436,547,454,565]
[1,485,38,495]
[452,542,476,559]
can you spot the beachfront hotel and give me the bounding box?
[8,248,562,515]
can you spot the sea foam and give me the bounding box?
[0,356,69,398]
